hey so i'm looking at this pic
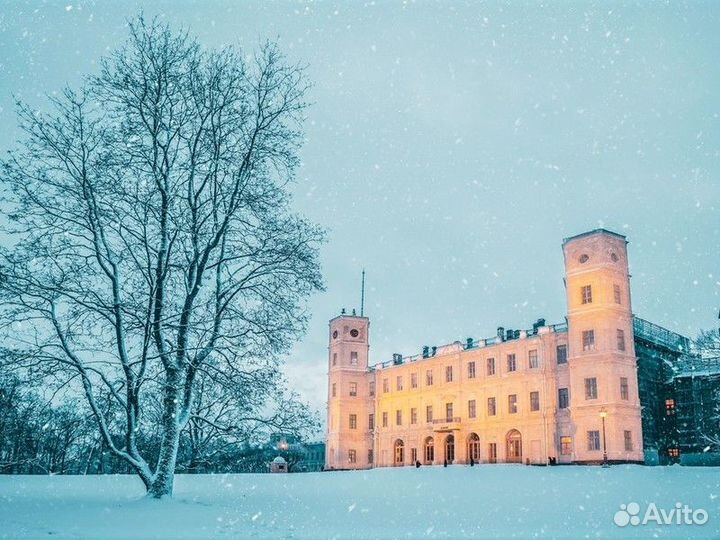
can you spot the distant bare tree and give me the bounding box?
[0,17,323,497]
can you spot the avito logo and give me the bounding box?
[614,502,709,527]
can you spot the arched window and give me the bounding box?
[445,434,455,463]
[467,433,480,462]
[394,439,405,465]
[506,429,522,463]
[424,436,434,464]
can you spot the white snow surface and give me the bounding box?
[1,465,718,539]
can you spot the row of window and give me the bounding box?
[580,284,623,306]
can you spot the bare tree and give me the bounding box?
[0,17,323,497]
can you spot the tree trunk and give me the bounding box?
[147,368,183,498]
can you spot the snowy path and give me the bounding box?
[0,465,718,539]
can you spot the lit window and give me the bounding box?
[624,430,633,451]
[528,350,539,369]
[468,361,476,379]
[426,370,433,386]
[587,430,600,451]
[468,399,476,419]
[487,357,496,375]
[507,354,517,372]
[349,382,357,396]
[487,397,496,416]
[560,436,572,455]
[348,449,357,464]
[349,414,357,429]
[584,377,598,400]
[620,377,629,400]
[582,330,595,351]
[383,378,389,393]
[445,366,453,382]
[350,351,358,365]
[508,394,518,414]
[558,387,569,409]
[581,285,593,305]
[665,399,676,415]
[614,284,621,304]
[396,376,403,391]
[426,405,433,423]
[530,391,540,412]
[616,329,626,351]
[382,412,388,428]
[668,448,680,458]
[411,372,418,388]
[556,344,567,364]
[396,410,402,426]
[411,408,417,424]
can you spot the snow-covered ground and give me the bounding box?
[1,465,718,539]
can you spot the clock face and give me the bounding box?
[332,330,338,339]
[350,329,359,338]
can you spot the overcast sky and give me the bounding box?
[1,1,718,418]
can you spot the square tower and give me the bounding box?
[325,313,374,470]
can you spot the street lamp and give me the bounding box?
[599,407,609,468]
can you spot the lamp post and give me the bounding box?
[599,407,609,467]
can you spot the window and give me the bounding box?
[587,430,600,451]
[350,351,358,365]
[584,377,598,400]
[581,285,593,305]
[411,372,418,389]
[558,387,569,409]
[468,399,476,419]
[616,329,626,351]
[368,449,374,464]
[332,352,337,366]
[445,402,454,420]
[396,376,403,391]
[349,414,357,429]
[382,412,388,428]
[411,447,418,463]
[468,361,476,379]
[411,408,417,425]
[487,357,496,375]
[349,382,357,397]
[665,399,676,415]
[668,448,680,458]
[445,366,453,383]
[487,397,496,416]
[624,430,633,451]
[528,349,538,369]
[396,410,402,426]
[507,353,516,372]
[614,284,621,304]
[425,439,434,462]
[620,377,629,400]
[560,436,572,455]
[488,442,497,463]
[426,405,433,422]
[582,330,595,351]
[331,383,336,397]
[426,370,434,386]
[369,381,375,397]
[368,413,374,430]
[383,378,389,393]
[348,449,357,463]
[556,344,567,365]
[530,391,540,412]
[508,394,518,414]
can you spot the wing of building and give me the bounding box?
[325,229,718,469]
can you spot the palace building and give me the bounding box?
[326,229,658,469]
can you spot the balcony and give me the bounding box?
[431,417,461,432]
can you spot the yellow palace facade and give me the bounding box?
[325,229,644,468]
